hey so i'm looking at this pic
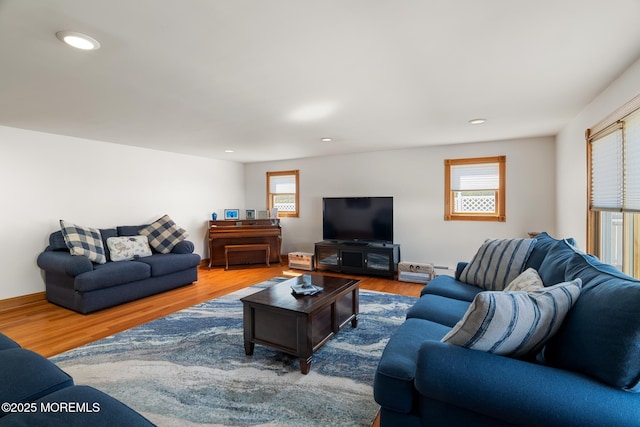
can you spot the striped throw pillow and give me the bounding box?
[441,279,582,357]
[460,238,535,291]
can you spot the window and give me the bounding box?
[444,156,506,222]
[267,170,299,218]
[587,94,640,278]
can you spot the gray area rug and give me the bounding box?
[51,278,417,426]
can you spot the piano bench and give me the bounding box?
[224,244,271,270]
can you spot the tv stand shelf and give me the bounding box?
[314,241,400,279]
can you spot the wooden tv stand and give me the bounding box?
[314,241,400,279]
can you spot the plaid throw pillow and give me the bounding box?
[59,220,107,264]
[139,215,188,254]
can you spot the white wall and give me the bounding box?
[245,136,556,269]
[556,57,640,247]
[0,126,244,300]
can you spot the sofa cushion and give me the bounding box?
[420,275,483,302]
[374,318,451,414]
[537,239,578,286]
[0,349,73,412]
[0,385,155,426]
[74,261,151,292]
[441,279,582,358]
[406,294,472,327]
[543,252,640,391]
[0,334,20,351]
[459,238,535,291]
[59,220,107,264]
[504,268,543,292]
[139,215,188,254]
[132,253,201,277]
[525,232,577,271]
[117,225,146,237]
[106,236,152,262]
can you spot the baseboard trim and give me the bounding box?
[0,292,46,313]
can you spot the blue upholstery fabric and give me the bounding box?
[172,240,195,254]
[133,253,201,277]
[406,294,471,327]
[74,261,151,292]
[37,251,93,277]
[0,335,20,351]
[374,318,451,414]
[0,349,73,411]
[536,239,577,286]
[0,386,155,426]
[416,341,640,426]
[544,252,640,391]
[99,228,118,262]
[48,230,68,251]
[525,232,576,271]
[375,232,640,427]
[116,225,146,237]
[420,275,482,302]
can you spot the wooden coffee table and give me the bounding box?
[241,274,360,374]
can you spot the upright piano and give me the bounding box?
[208,219,282,268]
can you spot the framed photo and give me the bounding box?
[246,209,256,220]
[224,209,239,220]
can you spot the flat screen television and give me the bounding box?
[322,197,393,244]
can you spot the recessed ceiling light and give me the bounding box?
[56,31,101,50]
[321,138,333,142]
[469,118,486,125]
[224,149,234,153]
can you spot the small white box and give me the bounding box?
[288,252,315,271]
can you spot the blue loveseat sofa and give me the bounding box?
[374,232,640,426]
[37,223,201,314]
[0,332,153,426]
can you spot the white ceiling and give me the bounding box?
[1,0,640,163]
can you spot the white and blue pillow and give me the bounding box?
[59,220,107,264]
[441,279,582,357]
[460,238,535,291]
[106,236,152,262]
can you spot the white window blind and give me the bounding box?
[269,174,296,194]
[625,109,640,211]
[591,129,623,210]
[450,163,499,191]
[590,109,640,212]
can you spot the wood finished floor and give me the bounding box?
[0,263,422,427]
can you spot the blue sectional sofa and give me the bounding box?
[37,223,201,314]
[374,232,640,426]
[0,332,153,426]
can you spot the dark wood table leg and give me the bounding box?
[244,341,254,356]
[300,356,312,374]
[352,314,358,328]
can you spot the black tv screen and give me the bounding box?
[322,197,393,243]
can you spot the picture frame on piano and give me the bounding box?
[224,209,239,220]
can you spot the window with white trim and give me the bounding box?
[444,156,506,222]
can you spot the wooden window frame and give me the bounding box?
[266,170,299,218]
[444,156,506,222]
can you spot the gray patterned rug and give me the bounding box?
[51,278,417,426]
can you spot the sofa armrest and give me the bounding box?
[171,240,195,254]
[37,251,93,277]
[454,262,468,280]
[415,341,640,427]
